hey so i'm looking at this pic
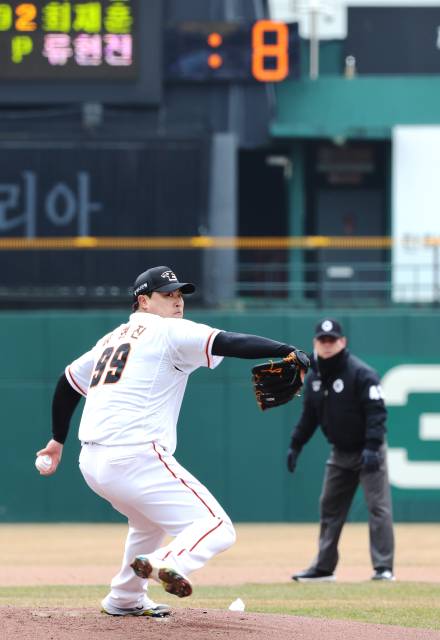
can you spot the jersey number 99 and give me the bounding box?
[90,343,131,387]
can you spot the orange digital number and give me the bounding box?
[15,3,37,32]
[252,20,288,82]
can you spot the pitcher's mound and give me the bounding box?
[2,606,440,640]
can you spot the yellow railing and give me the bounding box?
[0,235,440,250]
[0,235,414,250]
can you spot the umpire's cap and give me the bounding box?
[314,318,344,339]
[132,266,196,300]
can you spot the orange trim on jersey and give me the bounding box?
[67,367,87,396]
[152,442,216,517]
[175,520,224,557]
[189,519,224,552]
[205,330,217,368]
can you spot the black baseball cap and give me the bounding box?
[314,319,344,339]
[132,266,196,300]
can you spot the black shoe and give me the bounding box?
[371,567,395,581]
[292,568,336,582]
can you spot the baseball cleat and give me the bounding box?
[157,566,193,598]
[130,556,192,598]
[131,555,155,579]
[101,594,171,617]
[101,602,171,617]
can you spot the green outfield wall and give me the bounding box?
[3,308,440,523]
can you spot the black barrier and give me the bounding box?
[0,139,209,306]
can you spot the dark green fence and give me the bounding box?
[3,308,440,522]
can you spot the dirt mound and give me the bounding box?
[2,607,440,640]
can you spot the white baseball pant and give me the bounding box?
[79,441,236,608]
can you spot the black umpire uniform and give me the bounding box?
[287,319,395,582]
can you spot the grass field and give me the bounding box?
[2,523,440,631]
[1,583,440,630]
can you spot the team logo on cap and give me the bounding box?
[333,379,344,393]
[133,284,148,296]
[321,320,333,332]
[161,270,177,282]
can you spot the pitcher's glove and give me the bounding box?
[252,350,310,411]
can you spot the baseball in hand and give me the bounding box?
[35,454,52,472]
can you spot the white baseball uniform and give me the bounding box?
[66,311,236,609]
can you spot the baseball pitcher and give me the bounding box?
[36,265,309,617]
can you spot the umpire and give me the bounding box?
[287,319,395,582]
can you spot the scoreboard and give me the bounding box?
[0,3,300,104]
[165,21,300,83]
[0,0,136,78]
[0,0,162,103]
